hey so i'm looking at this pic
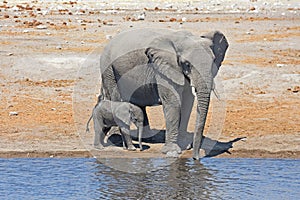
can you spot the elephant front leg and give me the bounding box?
[120,126,136,151]
[157,80,182,157]
[119,128,127,150]
[161,104,182,157]
[160,101,182,156]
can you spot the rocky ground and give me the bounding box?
[0,0,299,158]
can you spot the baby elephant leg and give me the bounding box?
[120,126,136,151]
[92,108,109,149]
[117,127,127,150]
[93,120,106,149]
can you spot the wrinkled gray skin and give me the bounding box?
[86,95,144,151]
[100,28,228,159]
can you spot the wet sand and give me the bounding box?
[0,0,299,158]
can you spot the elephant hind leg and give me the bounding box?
[93,115,106,149]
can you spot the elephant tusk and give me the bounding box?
[191,86,197,97]
[190,79,197,97]
[213,88,220,100]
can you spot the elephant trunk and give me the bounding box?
[192,73,213,160]
[138,124,143,151]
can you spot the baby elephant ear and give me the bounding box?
[145,42,185,86]
[115,105,131,126]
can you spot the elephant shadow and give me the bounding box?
[200,136,246,157]
[106,129,246,157]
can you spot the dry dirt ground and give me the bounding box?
[0,0,299,158]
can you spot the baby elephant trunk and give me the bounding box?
[130,105,144,151]
[137,123,143,151]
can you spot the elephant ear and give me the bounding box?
[145,39,185,86]
[114,104,131,126]
[202,31,229,68]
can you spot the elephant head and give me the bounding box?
[145,30,228,159]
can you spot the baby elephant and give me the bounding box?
[86,95,144,151]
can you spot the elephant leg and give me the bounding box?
[141,107,151,134]
[101,66,121,101]
[104,126,120,143]
[161,103,182,156]
[120,126,136,151]
[93,119,106,149]
[178,84,194,149]
[92,106,110,149]
[157,79,182,156]
[118,127,127,150]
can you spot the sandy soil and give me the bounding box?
[0,0,299,158]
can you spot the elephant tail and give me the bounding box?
[86,115,93,133]
[86,95,103,133]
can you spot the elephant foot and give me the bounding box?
[193,156,200,161]
[94,144,105,150]
[192,152,200,161]
[139,146,144,151]
[166,151,180,158]
[162,143,181,157]
[127,145,137,151]
[186,143,192,150]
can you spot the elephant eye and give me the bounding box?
[182,61,191,76]
[184,61,190,67]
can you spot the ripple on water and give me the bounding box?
[0,158,299,199]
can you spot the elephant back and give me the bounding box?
[100,29,173,71]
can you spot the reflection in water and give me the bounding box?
[96,157,176,174]
[93,158,217,199]
[1,158,299,199]
[91,158,300,199]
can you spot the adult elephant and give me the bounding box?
[99,28,228,160]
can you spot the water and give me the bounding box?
[0,158,299,200]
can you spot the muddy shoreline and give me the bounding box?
[0,0,299,159]
[1,149,299,159]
